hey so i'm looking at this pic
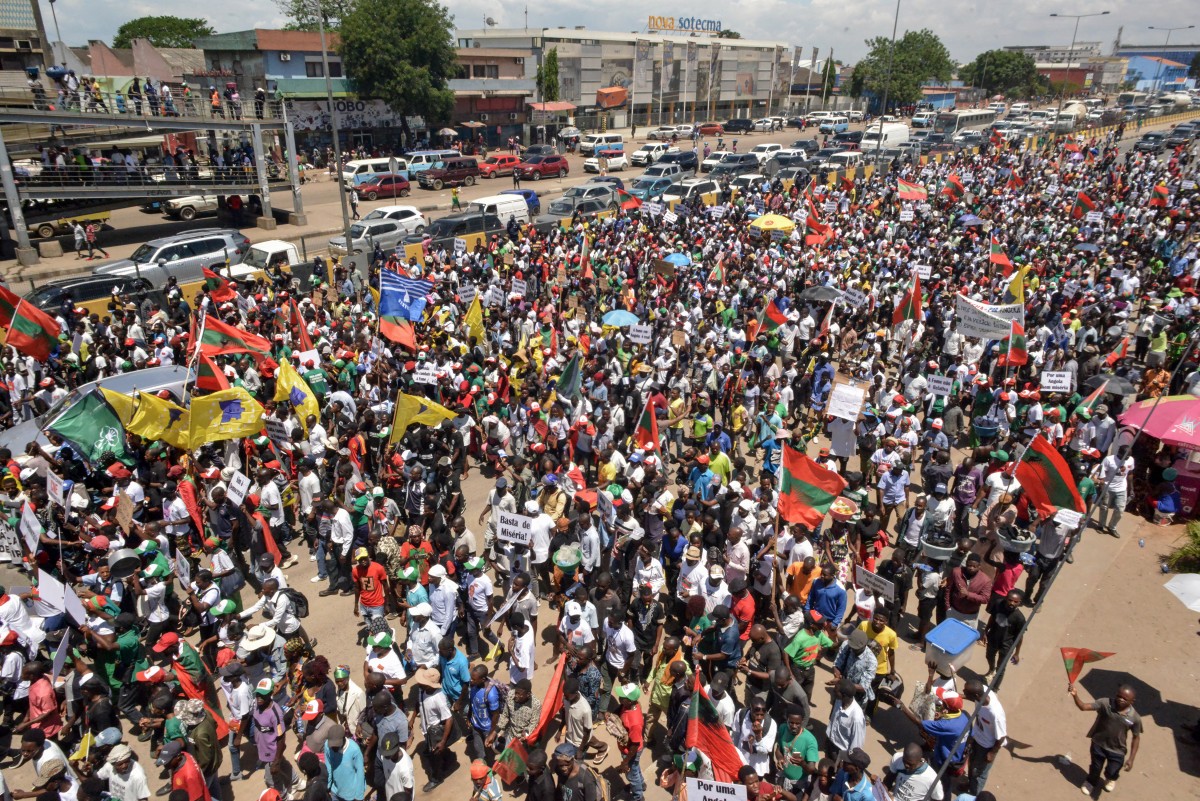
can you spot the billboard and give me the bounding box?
[635,39,655,98]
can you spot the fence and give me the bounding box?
[3,86,287,123]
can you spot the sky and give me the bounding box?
[49,0,1199,64]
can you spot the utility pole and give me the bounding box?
[316,7,353,266]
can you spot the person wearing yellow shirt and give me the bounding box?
[666,388,690,463]
[707,442,732,486]
[729,402,749,458]
[859,613,898,718]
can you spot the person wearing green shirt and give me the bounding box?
[153,632,206,685]
[691,412,714,449]
[303,362,329,399]
[785,613,834,702]
[775,708,820,793]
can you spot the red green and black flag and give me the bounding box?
[289,300,314,352]
[633,397,661,452]
[997,320,1028,367]
[892,273,922,326]
[804,215,832,247]
[1071,192,1097,219]
[760,298,789,332]
[202,267,237,302]
[200,315,273,362]
[1149,184,1169,208]
[686,669,746,781]
[941,173,965,202]
[1076,381,1107,415]
[0,284,63,362]
[493,737,530,784]
[1060,647,1114,684]
[707,258,725,286]
[1015,433,1085,516]
[989,236,1014,274]
[1104,336,1130,367]
[778,444,848,528]
[195,351,231,392]
[896,179,927,201]
[1006,173,1026,191]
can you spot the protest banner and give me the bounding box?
[855,565,895,601]
[1041,371,1073,392]
[629,324,653,345]
[496,511,534,546]
[226,471,252,507]
[828,383,865,422]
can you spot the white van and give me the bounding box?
[406,149,460,175]
[818,116,849,134]
[468,194,530,226]
[341,157,407,188]
[822,151,864,171]
[579,133,624,155]
[911,111,937,128]
[861,122,910,149]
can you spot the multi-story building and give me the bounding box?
[0,0,49,91]
[450,47,535,146]
[1124,55,1192,93]
[1003,42,1104,64]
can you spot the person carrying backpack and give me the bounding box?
[239,576,317,655]
[454,664,502,766]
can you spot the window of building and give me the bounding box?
[454,65,469,79]
[305,61,323,77]
[329,61,343,77]
[472,64,499,79]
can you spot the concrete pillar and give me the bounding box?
[282,115,307,226]
[250,123,274,227]
[0,129,38,266]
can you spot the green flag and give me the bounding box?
[556,352,582,401]
[47,390,134,466]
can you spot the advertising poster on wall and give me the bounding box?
[635,40,655,98]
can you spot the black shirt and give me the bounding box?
[986,605,1026,652]
[628,598,666,650]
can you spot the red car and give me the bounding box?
[356,173,410,200]
[516,154,570,181]
[698,122,724,135]
[478,154,521,178]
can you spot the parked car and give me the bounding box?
[357,173,411,200]
[724,118,754,133]
[646,125,681,141]
[562,184,618,204]
[521,144,557,158]
[708,160,758,180]
[751,118,774,132]
[538,196,615,224]
[499,188,540,215]
[628,175,678,201]
[661,178,720,204]
[675,124,696,138]
[1164,125,1195,149]
[402,212,503,245]
[585,176,626,191]
[750,143,783,163]
[515,154,570,180]
[1134,132,1166,154]
[94,229,250,288]
[731,173,767,194]
[361,205,426,235]
[697,122,724,135]
[27,274,163,318]
[847,110,864,122]
[791,139,821,155]
[478,154,522,178]
[701,151,731,172]
[162,194,260,221]
[416,157,480,190]
[583,149,629,173]
[776,167,812,187]
[630,142,677,166]
[656,150,699,175]
[832,130,864,150]
[328,218,406,256]
[641,163,685,182]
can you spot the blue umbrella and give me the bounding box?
[957,214,985,227]
[664,252,692,266]
[1074,242,1100,252]
[602,309,640,327]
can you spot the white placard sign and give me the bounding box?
[412,365,438,385]
[686,779,748,801]
[0,519,21,563]
[927,375,955,397]
[264,417,291,448]
[843,288,868,308]
[453,237,467,254]
[1182,179,1196,190]
[855,564,895,601]
[663,211,678,224]
[459,284,478,305]
[828,383,865,422]
[1085,211,1103,224]
[496,511,534,546]
[226,471,252,507]
[955,296,1023,340]
[1044,183,1060,195]
[1055,508,1084,528]
[823,200,837,213]
[47,471,65,507]
[1040,371,1073,392]
[915,264,932,279]
[175,550,191,589]
[899,208,915,222]
[642,202,664,217]
[295,349,320,368]
[50,633,70,684]
[628,324,653,345]
[20,502,42,553]
[510,278,527,297]
[708,205,727,218]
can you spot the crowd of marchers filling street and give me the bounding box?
[0,111,1197,801]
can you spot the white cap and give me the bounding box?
[427,565,447,579]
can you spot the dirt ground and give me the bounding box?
[2,455,1198,801]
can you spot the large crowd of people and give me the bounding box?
[0,113,1195,801]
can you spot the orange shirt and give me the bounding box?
[786,562,818,603]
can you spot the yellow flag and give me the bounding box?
[127,392,191,450]
[464,295,485,346]
[390,392,456,443]
[189,387,265,444]
[99,387,139,427]
[1006,266,1028,305]
[274,360,320,434]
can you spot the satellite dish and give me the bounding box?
[485,16,497,26]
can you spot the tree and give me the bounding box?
[716,30,742,39]
[112,16,214,49]
[275,0,357,30]
[536,48,560,102]
[853,28,953,109]
[848,70,866,99]
[1190,52,1200,80]
[958,49,1039,97]
[338,0,457,128]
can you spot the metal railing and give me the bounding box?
[9,86,286,123]
[15,162,287,189]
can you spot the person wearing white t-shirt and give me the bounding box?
[964,680,1007,794]
[884,743,944,801]
[601,611,637,710]
[1095,445,1134,535]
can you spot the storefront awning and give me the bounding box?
[528,101,576,112]
[460,121,486,128]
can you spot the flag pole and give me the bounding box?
[183,311,209,397]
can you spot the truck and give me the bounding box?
[1052,102,1088,134]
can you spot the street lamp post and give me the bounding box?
[1049,10,1110,128]
[1148,25,1195,95]
[872,0,902,165]
[315,7,354,269]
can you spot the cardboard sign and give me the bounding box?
[664,210,679,224]
[413,365,438,385]
[629,324,653,345]
[47,471,65,507]
[642,202,664,217]
[672,330,687,348]
[459,284,478,305]
[115,493,135,534]
[915,264,932,279]
[927,375,955,397]
[955,295,1023,340]
[843,288,868,308]
[855,564,895,601]
[1085,211,1103,224]
[510,278,527,297]
[496,511,534,546]
[899,208,915,222]
[1041,371,1073,392]
[686,779,748,801]
[264,417,291,448]
[653,259,677,276]
[708,205,727,219]
[828,383,865,422]
[226,470,252,507]
[453,237,467,254]
[1055,508,1084,528]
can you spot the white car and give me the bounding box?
[847,110,864,122]
[361,204,427,235]
[630,143,678,166]
[701,151,731,172]
[646,125,680,141]
[731,173,766,194]
[583,150,629,172]
[750,143,783,163]
[674,124,696,138]
[752,118,774,132]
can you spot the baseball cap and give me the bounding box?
[354,547,370,560]
[427,565,447,579]
[255,678,275,696]
[156,741,184,766]
[152,632,180,653]
[301,699,324,720]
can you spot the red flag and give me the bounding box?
[290,300,314,352]
[1016,434,1086,516]
[0,285,63,362]
[1060,647,1114,684]
[896,179,927,201]
[817,304,833,339]
[1071,192,1097,219]
[195,351,230,392]
[686,670,746,781]
[1149,184,1169,208]
[778,444,848,528]
[173,660,231,738]
[1104,336,1129,366]
[996,320,1028,367]
[989,237,1014,273]
[177,477,205,537]
[201,267,236,302]
[892,273,922,326]
[1006,173,1025,191]
[526,653,566,744]
[380,318,417,350]
[941,173,965,202]
[634,398,660,452]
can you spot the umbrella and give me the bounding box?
[1073,242,1099,252]
[664,252,692,266]
[957,214,985,227]
[602,309,640,327]
[1164,574,1200,612]
[557,126,582,139]
[437,127,458,137]
[800,285,844,303]
[749,214,796,233]
[1084,372,1135,396]
[1119,395,1200,447]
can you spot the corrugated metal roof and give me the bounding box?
[255,29,339,52]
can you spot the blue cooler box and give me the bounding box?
[925,619,980,674]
